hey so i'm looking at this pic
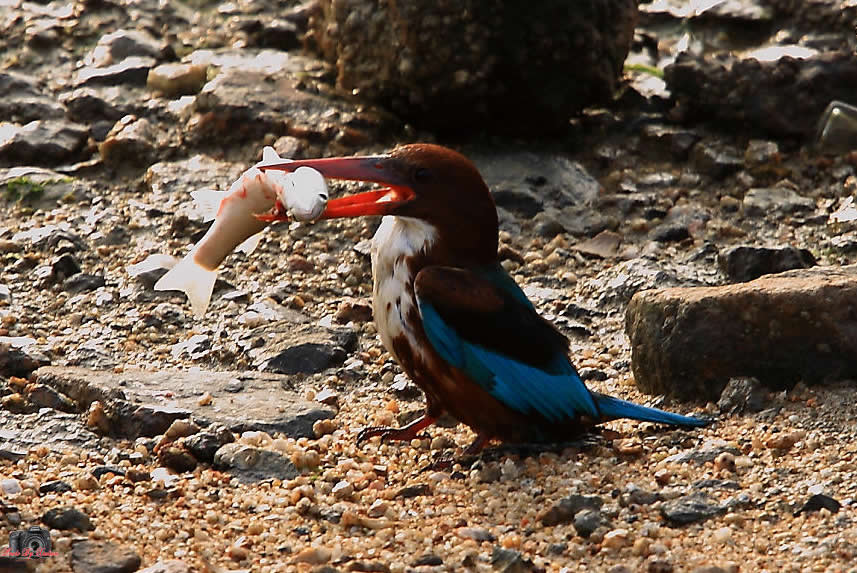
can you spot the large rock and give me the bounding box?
[626,264,857,400]
[307,0,638,134]
[34,366,335,438]
[665,50,857,138]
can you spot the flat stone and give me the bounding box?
[794,493,841,516]
[742,188,815,217]
[246,322,357,375]
[138,561,191,573]
[190,52,398,146]
[213,443,299,483]
[0,120,89,166]
[87,29,161,67]
[71,540,141,573]
[583,258,688,309]
[77,56,156,87]
[42,507,93,531]
[572,230,623,259]
[61,86,146,123]
[0,71,65,123]
[34,366,335,438]
[626,264,857,399]
[659,493,725,526]
[718,245,816,282]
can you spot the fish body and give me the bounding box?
[152,147,327,316]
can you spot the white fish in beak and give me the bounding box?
[151,147,327,317]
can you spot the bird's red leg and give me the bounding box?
[356,415,437,445]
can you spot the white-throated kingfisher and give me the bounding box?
[260,144,707,451]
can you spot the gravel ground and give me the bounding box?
[3,1,857,572]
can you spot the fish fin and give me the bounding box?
[261,146,283,162]
[126,253,178,277]
[236,232,263,255]
[153,254,218,317]
[190,189,227,222]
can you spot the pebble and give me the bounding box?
[291,546,331,564]
[42,506,93,531]
[603,528,630,550]
[1,478,22,496]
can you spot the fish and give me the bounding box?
[151,147,328,317]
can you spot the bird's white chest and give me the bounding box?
[371,216,437,364]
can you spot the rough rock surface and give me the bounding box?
[665,50,857,138]
[307,0,638,133]
[35,366,335,438]
[626,264,857,399]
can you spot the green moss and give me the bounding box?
[3,177,45,203]
[624,63,665,79]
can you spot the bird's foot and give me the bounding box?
[356,415,437,446]
[419,434,490,472]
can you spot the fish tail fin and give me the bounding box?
[595,394,709,427]
[153,253,217,317]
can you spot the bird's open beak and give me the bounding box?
[257,155,416,219]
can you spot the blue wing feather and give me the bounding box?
[418,297,600,422]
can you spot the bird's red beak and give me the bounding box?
[257,155,415,219]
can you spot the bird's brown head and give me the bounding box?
[259,144,499,264]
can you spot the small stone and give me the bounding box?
[718,245,815,283]
[412,554,443,567]
[659,493,725,525]
[334,297,373,323]
[157,445,198,473]
[713,452,736,472]
[71,540,141,573]
[794,493,841,516]
[332,480,354,500]
[764,430,805,450]
[455,527,496,542]
[73,474,99,491]
[573,509,611,538]
[214,443,299,483]
[42,507,93,531]
[490,546,536,571]
[540,494,604,526]
[291,546,331,564]
[181,427,234,464]
[717,377,769,415]
[147,63,208,97]
[39,480,73,494]
[395,483,430,498]
[98,115,157,166]
[603,528,630,550]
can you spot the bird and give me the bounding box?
[259,144,707,452]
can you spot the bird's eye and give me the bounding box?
[414,167,431,182]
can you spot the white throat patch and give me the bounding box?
[371,216,438,364]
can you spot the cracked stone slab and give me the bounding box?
[34,366,335,439]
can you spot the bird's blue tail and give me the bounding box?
[595,394,709,427]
